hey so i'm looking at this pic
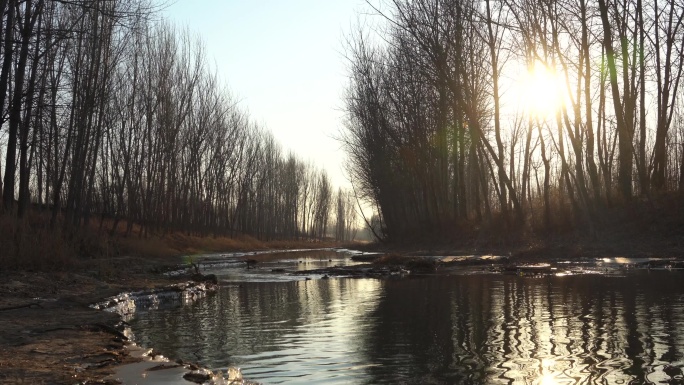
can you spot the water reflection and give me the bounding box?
[131,278,383,383]
[360,272,684,384]
[130,270,684,384]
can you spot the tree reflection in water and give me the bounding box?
[363,271,683,384]
[130,270,684,384]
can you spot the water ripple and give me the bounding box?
[129,265,684,384]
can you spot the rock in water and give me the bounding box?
[192,273,218,284]
[183,368,213,383]
[228,367,243,381]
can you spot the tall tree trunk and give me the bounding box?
[636,0,648,195]
[597,0,633,200]
[580,0,601,205]
[0,0,17,210]
[3,0,33,212]
[485,0,508,222]
[18,0,43,218]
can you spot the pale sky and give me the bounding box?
[162,0,367,189]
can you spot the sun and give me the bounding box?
[517,61,567,118]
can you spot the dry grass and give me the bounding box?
[0,209,360,272]
[115,236,178,259]
[0,221,353,271]
[0,212,113,271]
[117,233,344,259]
[94,216,346,257]
[373,253,409,265]
[116,233,262,258]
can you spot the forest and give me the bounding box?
[2,0,683,258]
[0,0,360,262]
[343,0,684,242]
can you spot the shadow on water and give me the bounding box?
[130,262,684,384]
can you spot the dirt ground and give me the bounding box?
[0,256,184,385]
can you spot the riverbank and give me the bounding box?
[358,218,684,264]
[0,255,188,384]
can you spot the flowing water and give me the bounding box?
[128,250,684,384]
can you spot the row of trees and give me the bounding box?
[0,0,350,241]
[343,0,684,241]
[334,188,358,242]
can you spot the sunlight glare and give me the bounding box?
[539,374,558,385]
[537,358,558,385]
[518,61,566,118]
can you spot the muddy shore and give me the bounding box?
[0,255,193,385]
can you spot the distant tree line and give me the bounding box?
[343,0,684,241]
[0,0,343,241]
[334,187,358,242]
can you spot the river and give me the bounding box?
[127,249,684,384]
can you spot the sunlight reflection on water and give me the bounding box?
[129,254,684,384]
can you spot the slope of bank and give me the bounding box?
[0,255,186,384]
[357,233,684,264]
